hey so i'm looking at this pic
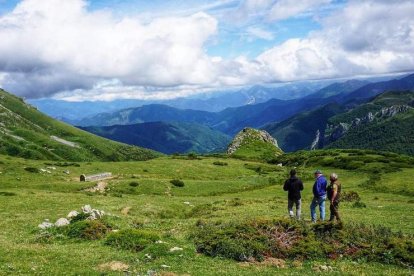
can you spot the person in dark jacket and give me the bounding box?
[310,169,327,222]
[327,173,341,222]
[283,169,304,219]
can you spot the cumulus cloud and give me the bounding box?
[0,0,413,101]
[0,0,218,97]
[255,0,414,82]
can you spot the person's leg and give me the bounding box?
[296,199,301,220]
[329,203,335,221]
[288,199,294,218]
[319,195,326,221]
[333,201,340,221]
[310,197,317,222]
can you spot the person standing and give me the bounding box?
[283,169,304,219]
[327,173,341,222]
[310,169,327,222]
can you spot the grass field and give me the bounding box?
[0,151,413,275]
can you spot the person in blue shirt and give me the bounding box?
[310,169,327,222]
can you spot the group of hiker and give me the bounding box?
[283,169,341,222]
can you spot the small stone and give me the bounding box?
[169,247,183,252]
[183,202,191,205]
[67,210,79,219]
[156,240,165,244]
[38,221,54,229]
[55,218,70,227]
[82,204,92,213]
[63,170,70,174]
[161,265,170,268]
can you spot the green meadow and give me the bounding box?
[0,150,413,275]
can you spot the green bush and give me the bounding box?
[24,167,39,173]
[170,179,185,187]
[213,161,228,166]
[105,229,160,252]
[129,181,139,187]
[341,191,361,202]
[352,201,367,208]
[67,220,110,240]
[192,219,414,266]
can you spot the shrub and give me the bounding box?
[192,219,414,267]
[213,161,228,166]
[170,179,185,187]
[67,220,110,240]
[105,229,160,252]
[187,152,198,160]
[129,181,139,187]
[341,191,361,202]
[24,167,39,173]
[0,192,17,196]
[352,201,367,208]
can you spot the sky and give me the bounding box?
[0,0,413,101]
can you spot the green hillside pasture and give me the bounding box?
[0,153,413,275]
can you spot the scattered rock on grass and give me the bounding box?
[55,218,70,227]
[38,219,54,229]
[169,247,183,252]
[67,211,79,219]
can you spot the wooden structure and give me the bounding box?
[80,172,112,182]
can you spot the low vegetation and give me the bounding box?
[0,149,413,275]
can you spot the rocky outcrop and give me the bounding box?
[324,105,412,146]
[227,127,279,154]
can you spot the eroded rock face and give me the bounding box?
[227,127,279,155]
[324,105,412,146]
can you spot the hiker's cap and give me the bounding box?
[314,169,322,174]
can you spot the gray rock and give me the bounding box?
[38,220,54,229]
[55,218,70,227]
[82,204,92,214]
[67,210,79,219]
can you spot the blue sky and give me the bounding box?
[0,0,413,101]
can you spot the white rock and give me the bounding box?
[183,202,191,205]
[82,205,92,213]
[160,265,170,268]
[38,221,54,229]
[169,247,183,252]
[55,218,70,227]
[67,210,79,219]
[156,240,165,244]
[88,209,105,220]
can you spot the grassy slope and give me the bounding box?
[0,149,412,275]
[0,89,160,161]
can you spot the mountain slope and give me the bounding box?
[81,121,231,154]
[324,91,414,155]
[339,73,414,103]
[305,79,369,99]
[0,89,160,161]
[76,104,217,127]
[263,104,346,152]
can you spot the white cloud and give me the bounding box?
[0,0,413,101]
[268,0,331,21]
[0,0,218,97]
[246,26,275,40]
[255,0,414,82]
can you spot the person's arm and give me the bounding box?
[330,184,338,204]
[283,180,289,191]
[299,180,304,191]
